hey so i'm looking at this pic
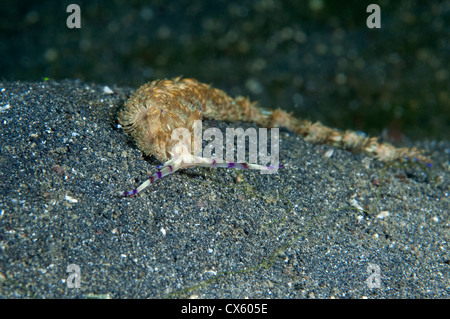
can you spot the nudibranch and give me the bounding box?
[119,77,428,196]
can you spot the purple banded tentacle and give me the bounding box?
[123,155,284,197]
[192,157,284,171]
[122,159,181,197]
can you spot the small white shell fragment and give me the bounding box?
[0,103,11,112]
[160,227,167,236]
[103,85,114,94]
[376,211,390,219]
[349,197,364,211]
[324,149,334,158]
[65,194,78,203]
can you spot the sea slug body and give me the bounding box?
[119,77,428,196]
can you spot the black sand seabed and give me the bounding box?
[0,79,448,298]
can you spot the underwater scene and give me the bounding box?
[0,0,449,302]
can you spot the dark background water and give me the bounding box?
[1,0,448,140]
